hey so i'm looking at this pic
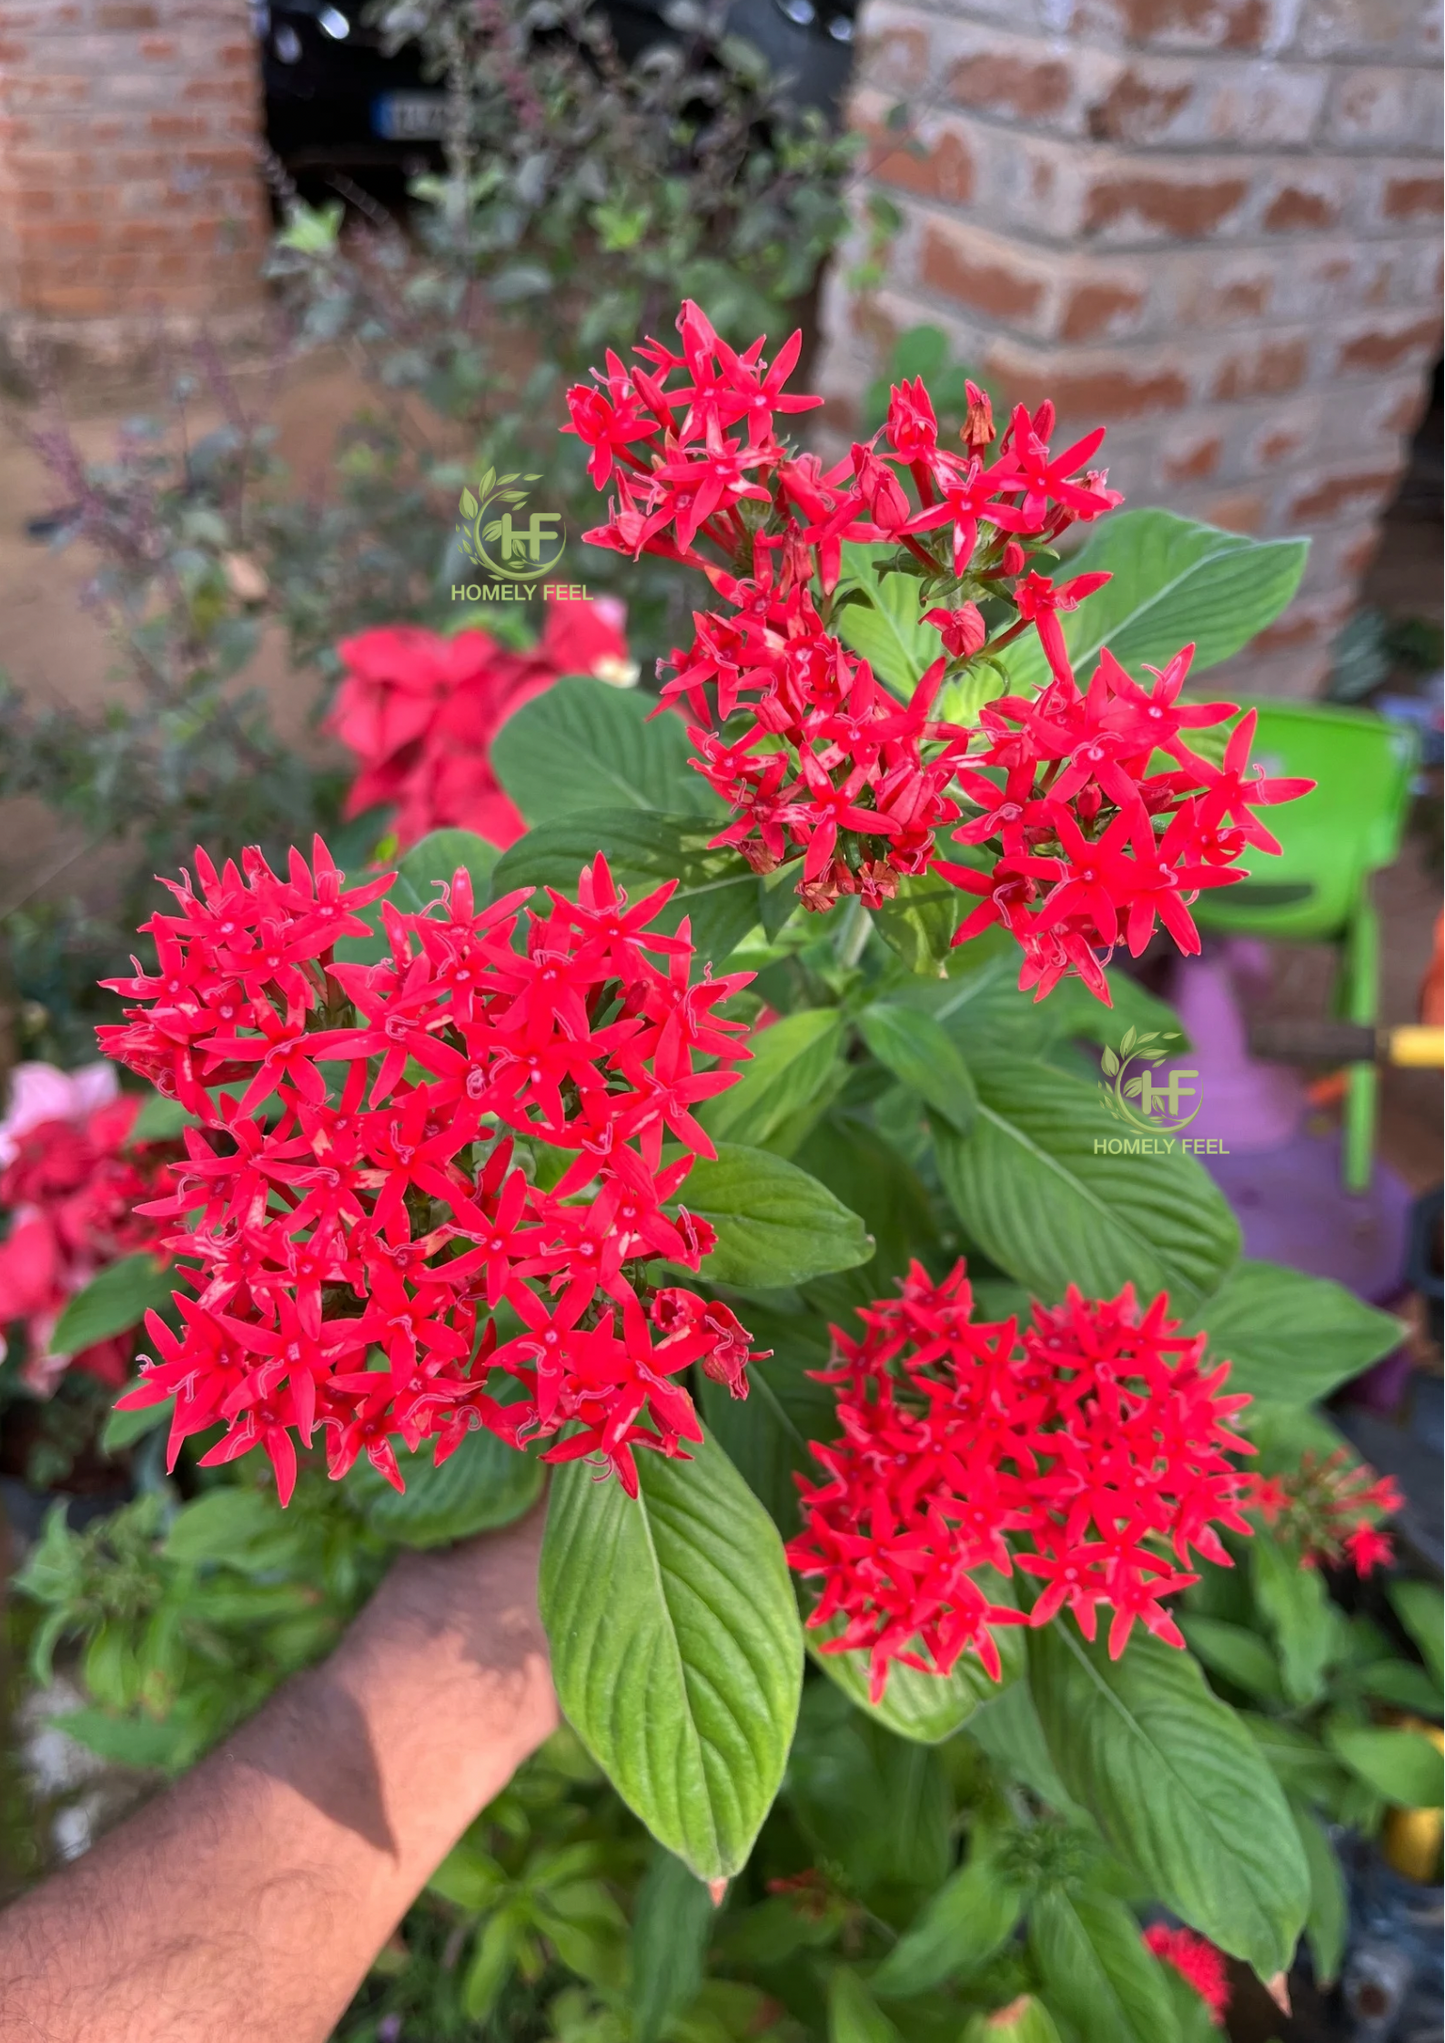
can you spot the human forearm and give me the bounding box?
[0,1505,557,2043]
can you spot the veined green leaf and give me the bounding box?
[1029,1624,1309,1974]
[857,1003,977,1134]
[1029,1888,1180,2043]
[491,679,711,824]
[1183,1259,1404,1404]
[540,1429,802,1882]
[935,1054,1238,1304]
[998,509,1308,692]
[701,1010,844,1154]
[52,1255,177,1356]
[681,1144,871,1290]
[872,1851,1024,1995]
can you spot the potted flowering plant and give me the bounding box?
[64,300,1430,2036]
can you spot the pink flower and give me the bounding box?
[0,1064,177,1393]
[0,1061,118,1167]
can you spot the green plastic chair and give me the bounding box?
[1192,700,1418,1192]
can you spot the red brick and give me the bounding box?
[1254,425,1307,466]
[949,52,1072,119]
[1287,467,1400,521]
[1211,338,1309,400]
[922,228,1044,321]
[861,26,930,93]
[1083,0,1271,48]
[1163,434,1222,481]
[1183,271,1272,323]
[1085,172,1250,238]
[1337,318,1442,372]
[1199,489,1266,533]
[867,128,975,208]
[96,5,159,24]
[1061,278,1146,341]
[1383,175,1444,221]
[995,353,1191,419]
[1263,185,1339,231]
[1085,68,1192,142]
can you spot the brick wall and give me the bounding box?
[0,0,269,366]
[817,0,1444,696]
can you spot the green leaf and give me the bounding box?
[1179,1616,1284,1703]
[349,1425,543,1548]
[1291,1800,1347,1988]
[872,1851,1025,1995]
[811,1635,1010,1746]
[492,810,761,967]
[794,1115,939,1322]
[631,1846,714,2043]
[787,1679,952,1897]
[961,1995,1064,2043]
[50,1706,190,1773]
[999,510,1309,692]
[695,1305,838,1538]
[491,680,711,825]
[935,1055,1239,1305]
[1029,1624,1309,1974]
[870,870,962,975]
[164,1487,292,1567]
[1388,1579,1443,1690]
[1028,1888,1180,2043]
[1357,1658,1443,1714]
[1242,1714,1352,1808]
[809,1567,1025,1745]
[835,569,939,698]
[700,1011,845,1155]
[1251,1539,1336,1706]
[52,1255,177,1355]
[1324,1722,1444,1806]
[827,1967,902,2043]
[462,1912,521,2021]
[101,1389,171,1454]
[539,1428,802,1882]
[681,1144,871,1290]
[127,1092,194,1142]
[965,1679,1091,1822]
[856,1004,977,1134]
[427,1837,508,1911]
[399,828,499,903]
[1183,1259,1404,1404]
[460,489,479,518]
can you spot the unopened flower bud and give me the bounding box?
[924,602,986,660]
[962,379,994,451]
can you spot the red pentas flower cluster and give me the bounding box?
[937,655,1316,1002]
[0,1063,177,1394]
[1143,1925,1232,2026]
[97,838,762,1503]
[329,599,637,852]
[785,1261,1254,1702]
[1246,1447,1401,1577]
[566,300,1313,998]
